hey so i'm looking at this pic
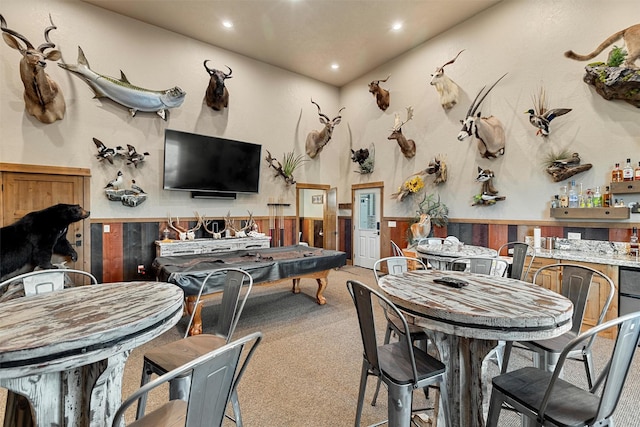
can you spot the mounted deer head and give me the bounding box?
[1,14,65,123]
[430,50,464,110]
[305,99,345,159]
[368,74,390,111]
[203,61,232,111]
[388,106,416,159]
[458,73,507,159]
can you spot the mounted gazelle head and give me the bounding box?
[1,14,65,124]
[429,50,464,110]
[457,73,508,159]
[388,106,416,159]
[203,61,232,111]
[305,99,345,159]
[368,74,390,111]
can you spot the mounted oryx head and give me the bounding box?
[368,75,390,111]
[430,50,464,110]
[458,73,508,159]
[1,14,65,124]
[388,106,416,159]
[203,61,232,111]
[305,99,345,159]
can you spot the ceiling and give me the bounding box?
[81,0,501,87]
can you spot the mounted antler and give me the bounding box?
[458,73,508,159]
[223,211,238,237]
[167,215,187,240]
[430,50,464,110]
[1,14,65,123]
[388,106,416,158]
[368,74,391,111]
[305,99,345,159]
[203,61,232,111]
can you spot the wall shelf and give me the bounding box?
[550,207,630,219]
[610,182,639,194]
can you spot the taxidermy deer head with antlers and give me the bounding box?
[368,75,390,111]
[305,99,345,159]
[388,106,416,159]
[1,14,65,124]
[430,50,464,110]
[458,73,507,159]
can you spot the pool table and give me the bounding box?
[153,245,347,334]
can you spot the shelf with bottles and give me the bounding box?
[550,207,630,219]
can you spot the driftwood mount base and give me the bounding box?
[583,65,640,108]
[546,163,592,182]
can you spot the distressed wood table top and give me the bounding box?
[378,269,573,341]
[416,243,498,258]
[0,281,184,378]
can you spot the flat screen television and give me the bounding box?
[163,129,262,197]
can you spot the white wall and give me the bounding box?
[339,0,639,222]
[0,0,340,220]
[1,0,638,224]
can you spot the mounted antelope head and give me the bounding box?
[368,74,390,111]
[203,61,232,111]
[458,73,508,159]
[430,50,464,110]
[388,106,416,159]
[1,14,65,124]
[305,99,345,158]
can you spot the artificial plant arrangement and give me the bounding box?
[265,150,308,185]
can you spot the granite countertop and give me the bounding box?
[524,238,639,268]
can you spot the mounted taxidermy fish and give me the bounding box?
[59,46,186,120]
[525,87,571,136]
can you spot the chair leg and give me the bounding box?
[372,326,393,406]
[583,349,595,389]
[135,361,153,420]
[386,382,413,427]
[438,376,451,427]
[230,388,243,426]
[355,360,370,427]
[501,341,513,374]
[485,387,504,427]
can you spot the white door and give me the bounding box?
[353,188,380,269]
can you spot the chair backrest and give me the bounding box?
[533,263,615,336]
[497,241,535,280]
[346,280,419,383]
[112,331,263,427]
[537,311,640,424]
[373,256,427,283]
[0,269,98,296]
[184,267,253,340]
[390,240,404,256]
[450,256,509,277]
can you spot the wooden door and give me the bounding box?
[0,163,91,273]
[324,187,337,250]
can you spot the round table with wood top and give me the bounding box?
[0,281,184,427]
[378,269,573,427]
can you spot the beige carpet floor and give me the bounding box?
[2,265,639,426]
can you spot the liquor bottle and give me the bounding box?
[559,185,569,208]
[592,186,602,207]
[578,182,585,208]
[630,227,639,257]
[635,161,640,181]
[568,180,578,208]
[612,163,622,183]
[623,158,634,181]
[603,186,611,207]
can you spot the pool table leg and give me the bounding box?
[291,272,328,305]
[185,295,203,336]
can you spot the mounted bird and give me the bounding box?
[105,170,123,189]
[92,138,123,164]
[125,144,149,168]
[525,87,571,136]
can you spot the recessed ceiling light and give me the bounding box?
[392,22,403,31]
[331,63,340,70]
[222,20,233,29]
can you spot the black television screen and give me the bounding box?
[163,129,262,195]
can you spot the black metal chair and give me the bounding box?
[501,263,615,387]
[486,311,640,426]
[136,268,253,425]
[347,279,450,427]
[114,332,262,427]
[497,241,535,281]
